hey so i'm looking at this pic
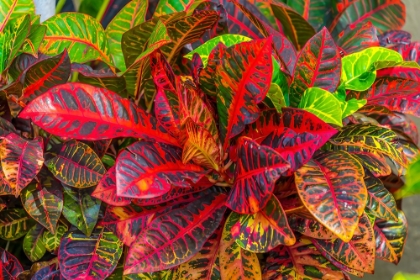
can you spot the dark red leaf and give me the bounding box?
[379,30,411,46]
[336,21,379,54]
[0,248,23,279]
[377,66,420,81]
[227,137,290,214]
[116,141,206,199]
[19,83,179,145]
[390,41,420,63]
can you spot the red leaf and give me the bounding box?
[390,41,420,63]
[377,66,420,82]
[290,27,341,107]
[19,83,178,145]
[227,137,290,214]
[124,191,227,274]
[261,127,323,174]
[0,248,23,279]
[91,166,131,206]
[245,110,282,142]
[216,38,273,150]
[116,141,206,199]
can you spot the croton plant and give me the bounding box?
[0,0,417,279]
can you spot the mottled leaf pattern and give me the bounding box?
[59,228,123,279]
[216,38,273,149]
[0,0,34,32]
[46,140,105,188]
[92,166,131,206]
[227,137,290,214]
[290,28,341,106]
[231,195,295,252]
[116,141,205,199]
[23,223,46,262]
[124,192,227,273]
[0,208,35,240]
[288,214,336,240]
[336,21,379,54]
[374,210,407,264]
[0,133,43,196]
[43,223,68,253]
[219,213,262,280]
[295,151,367,242]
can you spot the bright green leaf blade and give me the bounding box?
[154,0,195,17]
[393,272,420,280]
[341,47,402,91]
[23,223,46,262]
[43,223,68,253]
[340,98,367,118]
[20,24,46,56]
[184,34,251,66]
[40,13,112,65]
[106,0,148,71]
[298,87,343,126]
[0,0,34,32]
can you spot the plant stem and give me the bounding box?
[55,0,66,14]
[96,0,111,23]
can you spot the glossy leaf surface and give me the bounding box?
[124,192,227,273]
[295,151,367,242]
[0,0,34,32]
[0,208,35,240]
[23,223,46,262]
[231,195,295,252]
[43,223,68,253]
[290,28,341,106]
[116,141,205,199]
[216,38,273,149]
[19,83,178,145]
[59,228,123,279]
[227,137,290,214]
[46,140,105,188]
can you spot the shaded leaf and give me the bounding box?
[219,212,262,280]
[295,151,367,242]
[46,140,105,188]
[59,228,123,279]
[124,191,227,273]
[20,24,46,56]
[374,210,408,264]
[43,223,68,253]
[290,28,341,106]
[216,38,273,149]
[40,13,112,65]
[23,223,46,262]
[62,186,101,236]
[0,208,36,240]
[0,133,43,196]
[92,166,131,206]
[288,214,336,240]
[231,195,295,252]
[266,83,286,113]
[0,248,23,279]
[227,137,290,214]
[350,152,392,177]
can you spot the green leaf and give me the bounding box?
[341,47,402,91]
[340,98,367,118]
[106,0,148,71]
[0,208,36,240]
[40,13,112,65]
[0,0,34,31]
[298,87,343,126]
[23,223,46,262]
[43,223,68,253]
[20,24,46,56]
[62,186,101,236]
[184,34,251,67]
[154,0,196,17]
[395,156,420,199]
[0,14,30,73]
[393,272,420,280]
[266,83,286,113]
[78,0,101,18]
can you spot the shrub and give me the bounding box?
[0,0,417,279]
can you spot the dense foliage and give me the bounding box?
[0,0,418,279]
